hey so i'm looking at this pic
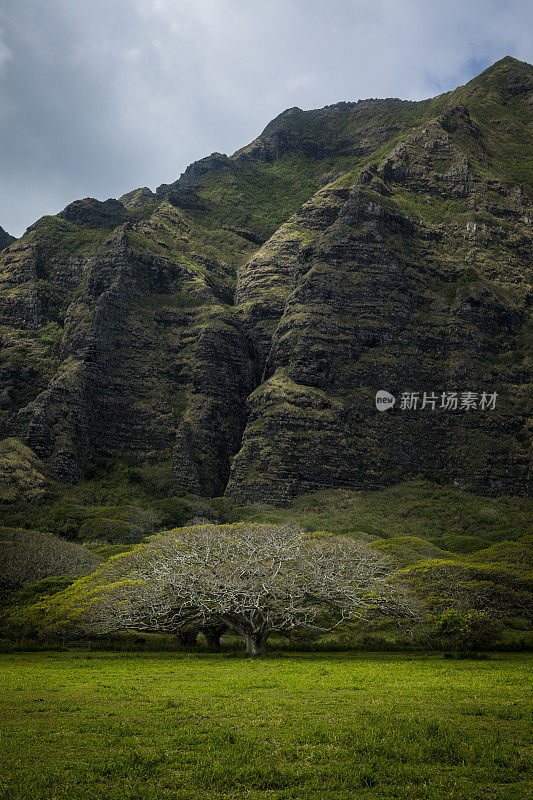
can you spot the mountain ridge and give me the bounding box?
[0,56,531,506]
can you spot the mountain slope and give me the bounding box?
[0,226,15,253]
[0,57,531,505]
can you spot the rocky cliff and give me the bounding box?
[0,57,531,505]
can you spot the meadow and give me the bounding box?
[0,651,530,799]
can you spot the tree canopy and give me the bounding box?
[0,526,101,588]
[37,523,415,655]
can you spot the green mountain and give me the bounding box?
[0,56,531,510]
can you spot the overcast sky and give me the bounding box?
[0,0,531,237]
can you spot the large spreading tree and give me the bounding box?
[40,523,414,655]
[0,527,101,589]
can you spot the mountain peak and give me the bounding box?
[463,55,533,98]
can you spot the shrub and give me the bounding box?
[433,609,503,651]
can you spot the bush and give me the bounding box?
[433,609,503,651]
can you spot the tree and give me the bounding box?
[39,523,415,655]
[0,526,101,589]
[175,623,226,648]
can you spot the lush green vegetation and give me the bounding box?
[0,651,530,799]
[1,474,530,648]
[224,481,533,543]
[3,470,531,546]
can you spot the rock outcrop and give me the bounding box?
[0,438,50,503]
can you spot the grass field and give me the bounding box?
[0,652,531,799]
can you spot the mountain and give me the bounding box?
[0,226,15,252]
[0,56,531,508]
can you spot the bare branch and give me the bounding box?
[44,523,416,655]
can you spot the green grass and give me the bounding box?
[0,652,530,799]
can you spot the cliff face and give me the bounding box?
[0,57,531,504]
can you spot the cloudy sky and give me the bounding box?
[0,0,531,237]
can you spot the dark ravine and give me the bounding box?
[0,57,531,505]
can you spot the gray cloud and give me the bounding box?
[0,0,532,236]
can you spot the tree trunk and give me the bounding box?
[243,631,268,657]
[201,625,226,649]
[176,628,198,646]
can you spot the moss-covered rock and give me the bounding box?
[0,438,50,503]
